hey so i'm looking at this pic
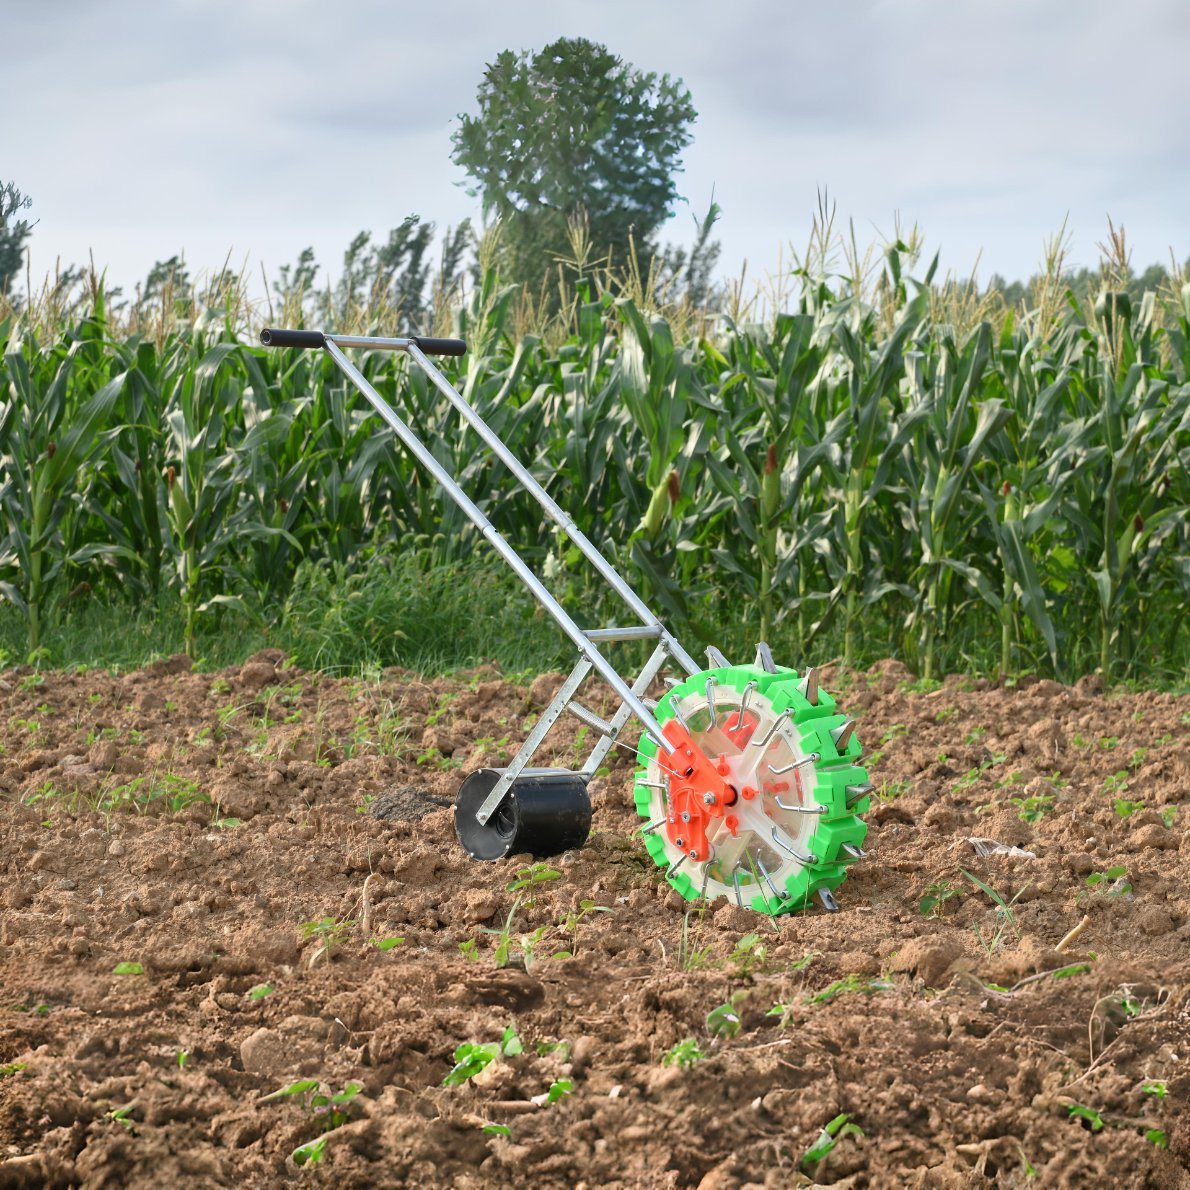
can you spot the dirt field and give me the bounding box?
[0,653,1186,1188]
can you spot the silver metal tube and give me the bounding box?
[327,334,413,351]
[584,625,662,641]
[404,342,701,676]
[565,702,617,738]
[322,338,672,753]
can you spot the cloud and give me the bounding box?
[7,0,1190,293]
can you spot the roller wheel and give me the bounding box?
[454,767,592,861]
[634,657,871,915]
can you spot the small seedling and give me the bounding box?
[1141,1080,1166,1098]
[1009,794,1053,823]
[0,1062,27,1078]
[1113,798,1144,818]
[801,1112,864,1173]
[262,1079,362,1133]
[291,1137,327,1166]
[458,938,479,962]
[443,1027,522,1087]
[500,1025,523,1056]
[371,936,404,952]
[483,1123,512,1138]
[677,910,714,972]
[918,881,959,917]
[766,1002,799,1029]
[443,1042,500,1086]
[480,897,523,968]
[108,1105,136,1132]
[811,974,891,1003]
[960,868,1026,956]
[1083,867,1131,898]
[1145,1129,1168,1149]
[506,862,561,895]
[876,779,910,802]
[706,992,747,1040]
[729,933,768,975]
[1067,1104,1104,1132]
[1051,963,1091,980]
[544,1078,572,1105]
[662,1038,704,1069]
[176,1049,190,1069]
[113,961,144,976]
[300,916,356,964]
[1101,771,1129,794]
[247,983,273,1001]
[558,899,613,955]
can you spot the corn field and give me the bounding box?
[1,241,1188,683]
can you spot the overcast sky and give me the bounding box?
[7,0,1190,299]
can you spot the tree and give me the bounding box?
[451,38,697,287]
[0,181,35,299]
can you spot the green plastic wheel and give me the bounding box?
[634,657,871,915]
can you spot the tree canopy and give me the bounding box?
[0,181,34,299]
[451,38,697,286]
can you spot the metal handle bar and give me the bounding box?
[260,328,466,356]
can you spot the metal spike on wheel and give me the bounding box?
[633,647,870,916]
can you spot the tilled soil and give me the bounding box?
[0,653,1186,1189]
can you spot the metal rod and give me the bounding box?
[767,753,819,775]
[770,826,816,864]
[704,676,718,729]
[327,334,413,351]
[404,342,702,677]
[322,339,673,756]
[772,796,826,815]
[584,625,662,641]
[756,856,781,901]
[750,708,792,750]
[728,681,756,732]
[582,644,669,776]
[565,701,617,738]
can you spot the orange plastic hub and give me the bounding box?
[660,719,734,863]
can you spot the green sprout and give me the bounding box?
[300,916,356,964]
[1067,1104,1104,1132]
[506,862,561,895]
[706,992,747,1040]
[918,880,959,917]
[801,1112,864,1172]
[661,1038,704,1069]
[291,1137,327,1166]
[961,868,1026,955]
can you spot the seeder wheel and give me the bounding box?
[454,767,592,861]
[635,656,871,915]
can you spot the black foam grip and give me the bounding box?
[259,328,326,349]
[411,336,467,356]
